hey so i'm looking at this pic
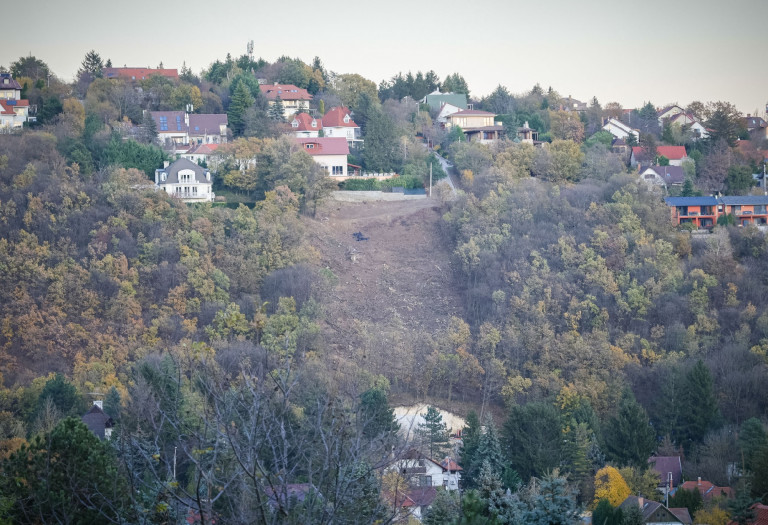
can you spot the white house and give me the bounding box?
[638,165,685,190]
[0,74,31,130]
[387,450,462,491]
[150,111,228,152]
[445,109,505,143]
[602,118,639,141]
[436,102,464,124]
[321,107,361,146]
[667,112,709,140]
[181,143,221,169]
[295,137,350,178]
[155,158,214,203]
[259,83,312,118]
[291,112,321,138]
[657,104,686,126]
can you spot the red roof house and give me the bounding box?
[321,107,361,145]
[295,137,350,177]
[631,145,689,166]
[728,503,768,525]
[676,478,733,500]
[290,112,321,137]
[259,83,312,119]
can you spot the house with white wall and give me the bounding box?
[155,158,214,203]
[445,109,505,143]
[295,137,350,178]
[387,450,462,491]
[0,74,31,130]
[603,118,639,141]
[260,83,312,119]
[291,112,321,138]
[321,107,361,146]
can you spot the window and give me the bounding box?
[159,116,168,131]
[332,166,344,175]
[311,120,316,128]
[292,120,298,128]
[192,187,198,195]
[419,476,432,487]
[161,173,167,182]
[176,115,182,131]
[305,144,315,149]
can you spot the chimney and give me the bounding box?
[163,160,170,168]
[697,477,701,485]
[637,496,644,509]
[93,399,103,409]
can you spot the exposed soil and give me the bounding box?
[306,196,463,351]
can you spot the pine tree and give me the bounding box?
[228,80,255,136]
[459,411,481,489]
[679,360,718,449]
[681,177,696,197]
[603,390,656,468]
[105,58,112,68]
[359,388,398,440]
[268,95,286,122]
[730,483,758,524]
[139,110,158,144]
[78,50,104,78]
[422,489,460,525]
[103,386,121,422]
[417,406,450,459]
[472,416,504,478]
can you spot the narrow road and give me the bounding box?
[430,150,458,196]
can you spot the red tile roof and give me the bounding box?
[260,83,312,101]
[440,458,463,471]
[679,479,734,500]
[291,112,321,131]
[103,67,178,80]
[632,145,688,160]
[728,503,768,525]
[322,106,358,128]
[0,100,18,115]
[295,137,349,156]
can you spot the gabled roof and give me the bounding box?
[422,92,468,111]
[156,158,210,184]
[322,106,358,128]
[733,503,768,525]
[404,487,437,507]
[103,67,178,80]
[620,496,682,523]
[670,507,693,525]
[0,100,17,115]
[632,145,687,160]
[151,111,187,133]
[0,73,22,91]
[292,112,320,131]
[678,479,734,499]
[603,118,636,135]
[439,457,463,472]
[658,104,685,117]
[259,83,312,101]
[186,143,220,155]
[81,404,114,440]
[188,114,227,135]
[639,164,685,185]
[295,137,350,156]
[744,116,767,129]
[450,109,496,116]
[648,456,683,486]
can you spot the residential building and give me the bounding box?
[639,164,685,190]
[744,114,768,142]
[603,118,640,141]
[81,400,114,440]
[103,67,179,81]
[446,109,505,143]
[181,143,220,168]
[667,112,709,140]
[321,106,361,146]
[631,146,688,167]
[150,111,228,151]
[559,95,587,112]
[648,456,683,490]
[155,158,215,203]
[295,137,350,178]
[674,478,733,501]
[657,104,687,126]
[517,121,540,145]
[664,195,768,228]
[290,112,321,138]
[436,102,464,124]
[0,73,22,100]
[421,90,468,112]
[612,138,630,156]
[728,503,768,525]
[619,496,686,524]
[259,83,312,118]
[387,450,462,491]
[0,74,31,130]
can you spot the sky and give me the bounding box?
[5,0,768,114]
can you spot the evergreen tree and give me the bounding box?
[603,390,656,468]
[679,360,719,449]
[78,49,104,78]
[681,177,696,197]
[669,487,703,517]
[593,499,623,525]
[105,58,112,68]
[361,107,398,172]
[621,504,644,525]
[417,406,450,459]
[359,388,398,440]
[752,446,768,503]
[104,386,121,423]
[268,95,286,122]
[139,110,158,144]
[739,418,767,472]
[730,483,758,524]
[502,402,566,480]
[33,373,82,423]
[423,489,460,525]
[460,410,482,489]
[470,416,505,487]
[228,80,255,136]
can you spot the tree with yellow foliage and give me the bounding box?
[593,466,631,507]
[693,507,729,525]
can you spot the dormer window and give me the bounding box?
[292,120,299,128]
[311,120,316,128]
[343,115,350,123]
[161,173,167,182]
[305,143,315,149]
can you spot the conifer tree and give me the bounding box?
[78,49,104,78]
[417,406,450,459]
[459,410,481,488]
[603,390,656,468]
[679,360,719,449]
[268,95,286,122]
[228,80,254,136]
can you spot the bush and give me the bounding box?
[339,175,424,192]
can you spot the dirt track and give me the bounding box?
[307,197,463,350]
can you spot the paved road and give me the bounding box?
[431,150,458,196]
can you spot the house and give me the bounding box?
[103,67,179,81]
[181,143,220,168]
[81,400,114,440]
[0,74,31,129]
[666,195,768,229]
[619,496,685,524]
[295,137,350,178]
[155,158,215,203]
[657,104,687,126]
[639,165,685,190]
[387,450,462,491]
[603,118,640,141]
[667,113,709,140]
[290,112,321,138]
[728,503,768,525]
[612,138,630,156]
[400,487,438,521]
[720,195,768,227]
[631,146,688,167]
[436,102,465,124]
[259,83,312,118]
[674,478,734,501]
[744,114,768,142]
[445,109,505,143]
[0,73,22,100]
[664,196,720,228]
[150,111,228,151]
[422,90,468,113]
[559,95,587,112]
[321,106,362,146]
[648,456,683,490]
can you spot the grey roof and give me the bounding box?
[620,496,682,523]
[648,456,683,486]
[0,74,22,91]
[719,195,768,205]
[188,114,227,135]
[81,405,114,440]
[156,158,210,184]
[151,111,187,133]
[665,196,718,206]
[423,92,468,111]
[640,164,685,185]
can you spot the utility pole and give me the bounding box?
[429,162,432,198]
[173,446,177,481]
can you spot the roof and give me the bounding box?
[639,165,685,185]
[259,83,312,101]
[0,73,22,91]
[648,456,683,486]
[738,503,768,525]
[322,106,358,128]
[439,458,463,471]
[603,118,636,134]
[719,195,768,205]
[291,112,321,131]
[620,496,682,522]
[670,508,693,525]
[404,487,437,507]
[188,114,227,135]
[464,125,505,132]
[665,196,719,206]
[450,109,496,116]
[744,116,767,129]
[422,92,468,111]
[151,111,187,133]
[103,67,178,80]
[81,404,114,440]
[156,158,210,184]
[678,480,734,499]
[295,137,350,156]
[658,104,685,117]
[632,145,688,160]
[0,100,16,115]
[186,143,220,155]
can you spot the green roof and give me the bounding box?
[424,93,468,111]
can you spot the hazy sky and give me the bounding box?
[6,0,768,114]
